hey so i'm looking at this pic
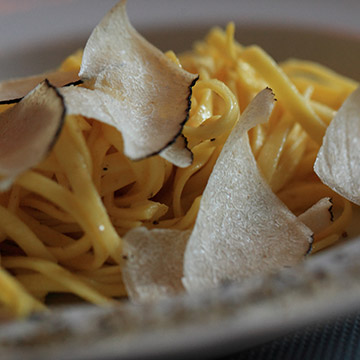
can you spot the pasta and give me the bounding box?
[0,23,357,318]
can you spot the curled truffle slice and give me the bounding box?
[122,227,191,302]
[65,0,197,165]
[0,70,79,104]
[183,88,313,292]
[159,135,193,168]
[298,197,333,234]
[0,80,65,190]
[314,87,360,205]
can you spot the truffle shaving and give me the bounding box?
[314,87,360,205]
[0,70,79,104]
[63,0,198,164]
[298,197,333,234]
[122,227,191,302]
[183,88,313,292]
[159,135,193,168]
[0,80,65,190]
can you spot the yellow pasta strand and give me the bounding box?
[240,46,327,144]
[3,257,112,305]
[0,205,55,261]
[0,268,45,317]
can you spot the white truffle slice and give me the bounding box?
[314,87,360,205]
[159,135,193,168]
[0,80,65,190]
[298,198,333,234]
[122,227,191,302]
[0,70,79,104]
[65,0,197,163]
[183,88,313,292]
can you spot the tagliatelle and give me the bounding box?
[0,22,357,318]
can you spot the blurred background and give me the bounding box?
[0,0,360,80]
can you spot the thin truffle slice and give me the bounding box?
[0,70,79,104]
[298,198,333,234]
[159,134,193,168]
[0,80,65,190]
[314,87,360,205]
[63,0,197,164]
[122,227,191,302]
[121,89,314,301]
[183,88,313,292]
[61,85,194,168]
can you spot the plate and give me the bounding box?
[2,227,360,360]
[0,1,360,359]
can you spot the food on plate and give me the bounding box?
[60,0,198,166]
[0,0,358,317]
[297,197,333,233]
[122,227,191,301]
[182,88,312,292]
[314,88,360,205]
[0,69,80,104]
[0,81,65,191]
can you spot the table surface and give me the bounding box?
[222,312,360,360]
